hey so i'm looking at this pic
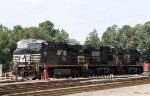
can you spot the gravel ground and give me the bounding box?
[65,84,150,96]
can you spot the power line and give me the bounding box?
[56,13,149,27]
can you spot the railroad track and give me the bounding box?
[0,76,150,96]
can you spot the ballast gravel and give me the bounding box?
[65,84,150,96]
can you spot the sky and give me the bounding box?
[0,0,150,44]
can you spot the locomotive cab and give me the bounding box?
[13,39,46,78]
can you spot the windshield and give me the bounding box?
[28,43,41,49]
[17,43,28,49]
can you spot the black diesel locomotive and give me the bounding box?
[13,39,143,78]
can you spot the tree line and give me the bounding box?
[0,20,149,71]
[85,22,150,62]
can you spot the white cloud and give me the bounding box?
[144,14,150,22]
[0,0,150,43]
[26,0,44,6]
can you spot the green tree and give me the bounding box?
[55,29,69,42]
[118,25,133,48]
[84,29,100,45]
[137,22,150,62]
[10,25,27,42]
[0,25,11,71]
[25,27,53,41]
[68,38,80,45]
[101,25,119,47]
[39,20,57,38]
